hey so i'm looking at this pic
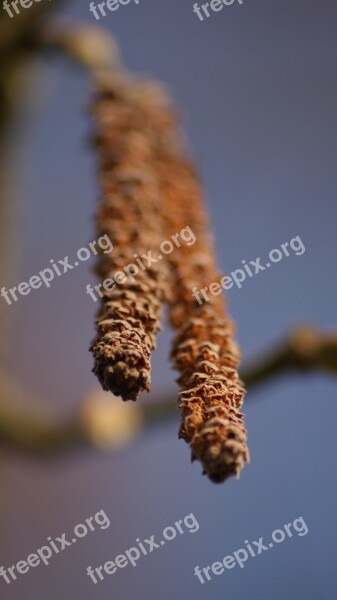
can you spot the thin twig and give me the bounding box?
[241,325,337,388]
[1,325,336,455]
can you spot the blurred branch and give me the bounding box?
[38,22,122,78]
[0,1,66,140]
[0,369,145,455]
[0,369,85,454]
[0,3,68,356]
[0,325,336,455]
[241,325,337,387]
[0,0,65,55]
[0,408,85,455]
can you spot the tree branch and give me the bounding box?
[1,325,336,455]
[241,325,337,388]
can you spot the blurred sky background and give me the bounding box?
[1,0,337,598]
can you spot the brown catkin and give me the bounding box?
[90,77,249,482]
[165,172,249,482]
[131,82,249,482]
[90,83,170,401]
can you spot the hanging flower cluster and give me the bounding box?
[90,77,249,483]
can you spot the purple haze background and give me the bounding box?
[1,0,337,598]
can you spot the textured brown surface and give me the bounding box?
[90,79,249,482]
[90,85,170,401]
[132,82,249,483]
[160,158,249,483]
